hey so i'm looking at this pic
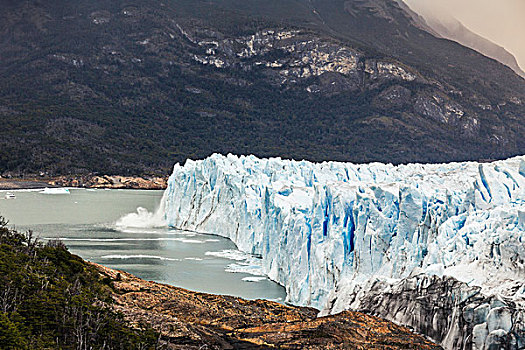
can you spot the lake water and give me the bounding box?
[0,188,285,302]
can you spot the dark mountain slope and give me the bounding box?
[0,0,524,175]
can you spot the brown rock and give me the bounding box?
[48,174,168,190]
[92,263,442,349]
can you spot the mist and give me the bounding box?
[403,0,525,71]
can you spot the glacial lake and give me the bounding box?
[0,188,285,302]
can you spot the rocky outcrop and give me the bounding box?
[49,175,167,189]
[183,24,488,138]
[372,84,412,110]
[334,274,525,350]
[0,175,167,190]
[188,28,423,94]
[414,94,480,137]
[93,263,441,349]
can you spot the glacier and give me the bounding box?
[161,153,525,349]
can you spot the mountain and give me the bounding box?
[430,19,525,78]
[0,0,524,176]
[399,1,525,78]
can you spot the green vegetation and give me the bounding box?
[0,218,158,349]
[0,0,523,176]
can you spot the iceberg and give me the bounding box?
[40,187,70,195]
[161,153,525,349]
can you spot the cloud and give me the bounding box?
[403,0,525,71]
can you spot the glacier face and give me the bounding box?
[162,154,525,348]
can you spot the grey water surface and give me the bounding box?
[0,188,285,302]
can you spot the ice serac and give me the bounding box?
[162,154,525,349]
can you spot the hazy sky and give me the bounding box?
[403,0,525,70]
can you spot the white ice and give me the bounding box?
[160,153,525,314]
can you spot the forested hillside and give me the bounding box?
[0,0,524,175]
[0,218,158,349]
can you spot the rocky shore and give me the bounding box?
[0,175,167,190]
[93,263,441,349]
[49,175,167,190]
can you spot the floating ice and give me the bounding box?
[49,237,203,243]
[225,263,265,276]
[205,249,252,261]
[242,276,267,282]
[40,188,70,195]
[100,254,180,261]
[205,249,265,275]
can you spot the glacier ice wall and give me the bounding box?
[162,154,525,349]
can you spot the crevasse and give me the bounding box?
[162,154,525,314]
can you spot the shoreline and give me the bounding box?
[0,174,168,191]
[93,262,442,349]
[0,178,60,190]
